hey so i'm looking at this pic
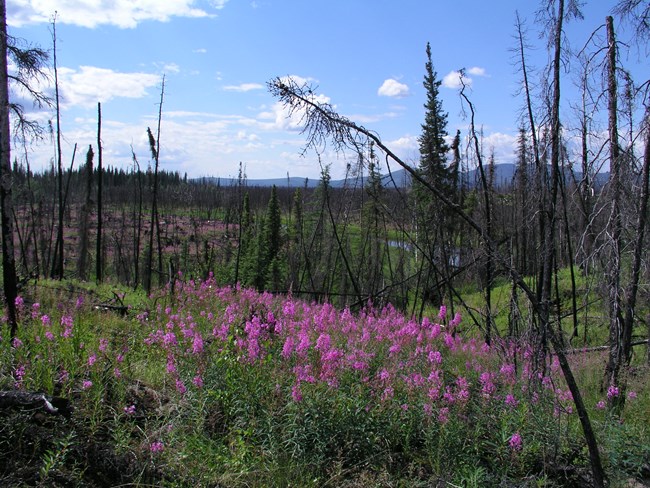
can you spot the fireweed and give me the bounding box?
[134,276,604,476]
[1,276,646,484]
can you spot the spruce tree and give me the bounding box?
[418,42,450,189]
[263,185,283,289]
[413,42,452,309]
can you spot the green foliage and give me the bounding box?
[1,279,648,486]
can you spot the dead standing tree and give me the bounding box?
[0,0,50,339]
[268,73,605,487]
[144,75,165,295]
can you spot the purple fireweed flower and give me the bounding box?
[438,407,449,424]
[11,337,23,349]
[449,312,462,328]
[509,432,523,451]
[82,380,93,390]
[505,394,519,409]
[192,333,204,355]
[443,387,456,404]
[381,386,394,402]
[500,363,516,385]
[428,387,441,401]
[428,350,442,365]
[456,376,470,404]
[607,385,620,399]
[192,375,203,388]
[293,365,316,384]
[166,356,177,375]
[61,315,74,338]
[627,391,637,400]
[296,329,311,357]
[291,384,303,402]
[388,343,401,356]
[88,354,97,367]
[99,338,108,353]
[443,333,455,350]
[45,330,55,341]
[479,371,496,398]
[378,368,390,382]
[114,367,122,378]
[15,296,24,309]
[352,361,368,371]
[438,305,447,320]
[41,314,50,327]
[429,322,442,340]
[175,379,186,396]
[75,295,84,309]
[596,400,606,410]
[283,300,295,318]
[315,333,331,353]
[14,364,26,388]
[150,441,164,453]
[124,405,136,415]
[163,331,177,347]
[32,302,41,319]
[246,337,261,362]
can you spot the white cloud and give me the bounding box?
[223,83,265,92]
[377,79,410,98]
[278,75,315,87]
[442,67,487,90]
[482,132,517,161]
[348,111,401,124]
[467,66,488,77]
[258,75,329,131]
[193,48,208,54]
[57,66,161,108]
[259,93,331,132]
[162,63,181,74]
[8,0,229,29]
[442,70,472,89]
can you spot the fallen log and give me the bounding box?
[0,390,72,417]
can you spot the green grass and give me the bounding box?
[0,276,647,487]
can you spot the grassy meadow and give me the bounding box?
[1,275,648,487]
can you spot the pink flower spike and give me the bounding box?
[150,441,164,453]
[509,432,523,451]
[291,384,303,402]
[82,380,93,390]
[175,379,187,396]
[438,305,447,320]
[505,394,519,409]
[607,385,620,399]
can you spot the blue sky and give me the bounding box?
[7,0,647,180]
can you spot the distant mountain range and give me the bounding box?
[192,163,610,189]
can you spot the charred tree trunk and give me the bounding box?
[131,149,143,289]
[51,16,65,280]
[78,145,94,280]
[604,16,626,408]
[96,103,103,283]
[0,0,18,338]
